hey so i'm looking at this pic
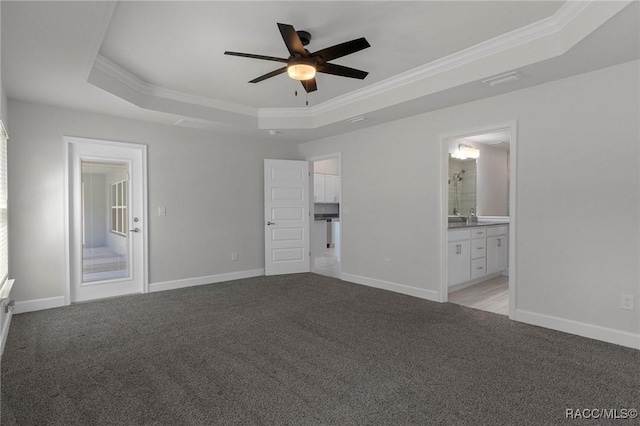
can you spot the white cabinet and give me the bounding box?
[314,173,340,203]
[448,224,508,288]
[486,226,508,275]
[470,228,486,280]
[448,229,470,287]
[314,220,327,254]
[325,175,336,203]
[313,174,325,202]
[332,220,341,261]
[331,176,341,203]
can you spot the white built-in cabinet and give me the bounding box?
[448,229,471,286]
[313,174,324,202]
[486,226,508,275]
[448,224,508,288]
[314,173,340,203]
[329,175,340,203]
[314,220,327,254]
[470,227,487,280]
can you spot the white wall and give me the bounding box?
[475,144,508,216]
[299,61,640,343]
[314,158,339,175]
[7,100,299,302]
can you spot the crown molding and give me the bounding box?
[82,1,117,81]
[89,0,629,131]
[92,55,257,117]
[308,0,591,117]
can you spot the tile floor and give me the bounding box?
[314,247,341,278]
[448,275,509,315]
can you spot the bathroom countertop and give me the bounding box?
[314,214,339,220]
[448,221,509,229]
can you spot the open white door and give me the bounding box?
[264,159,310,275]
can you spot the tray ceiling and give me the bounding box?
[2,1,638,141]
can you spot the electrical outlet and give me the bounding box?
[384,258,391,268]
[231,252,238,262]
[621,294,634,310]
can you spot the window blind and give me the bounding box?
[0,121,8,285]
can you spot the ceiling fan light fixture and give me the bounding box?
[287,61,316,81]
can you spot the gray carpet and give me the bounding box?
[1,273,638,425]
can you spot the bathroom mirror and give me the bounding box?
[448,156,476,216]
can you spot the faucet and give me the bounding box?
[466,208,476,225]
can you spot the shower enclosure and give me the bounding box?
[448,157,476,216]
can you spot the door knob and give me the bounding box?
[129,227,140,233]
[267,221,276,225]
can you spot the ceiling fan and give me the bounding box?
[224,23,370,93]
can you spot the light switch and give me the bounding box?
[158,206,167,216]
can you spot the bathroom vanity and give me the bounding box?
[448,223,508,289]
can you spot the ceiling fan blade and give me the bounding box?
[319,63,368,80]
[249,67,288,83]
[224,51,289,63]
[301,78,317,93]
[312,38,370,62]
[277,23,307,57]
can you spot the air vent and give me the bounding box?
[174,118,211,130]
[347,116,369,124]
[482,71,522,88]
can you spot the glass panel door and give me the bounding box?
[81,160,130,283]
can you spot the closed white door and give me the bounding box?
[67,137,147,302]
[264,159,310,275]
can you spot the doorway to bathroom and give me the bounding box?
[440,123,517,318]
[310,154,341,279]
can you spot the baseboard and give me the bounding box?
[1,309,12,356]
[13,296,66,314]
[149,268,265,293]
[515,309,640,350]
[341,273,439,302]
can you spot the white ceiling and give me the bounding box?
[2,1,638,142]
[100,1,561,108]
[455,131,511,151]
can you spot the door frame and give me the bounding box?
[438,121,517,319]
[63,136,149,305]
[306,152,342,277]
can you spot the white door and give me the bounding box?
[264,159,310,275]
[66,137,147,302]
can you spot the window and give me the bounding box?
[110,180,127,235]
[0,121,8,284]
